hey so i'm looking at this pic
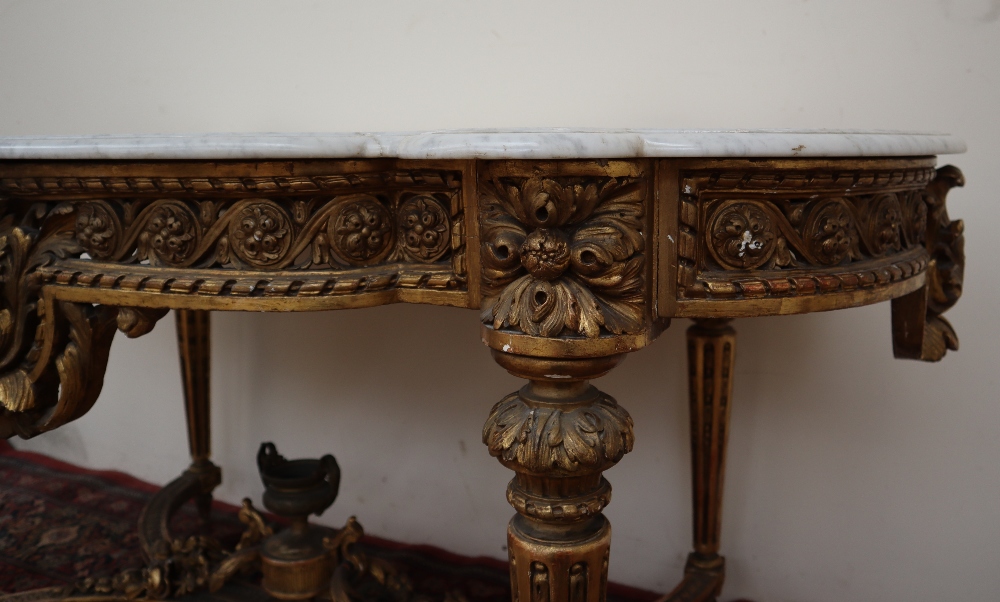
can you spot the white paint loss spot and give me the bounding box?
[502,344,512,352]
[666,234,675,243]
[737,230,764,257]
[545,374,572,379]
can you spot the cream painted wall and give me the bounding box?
[2,1,998,600]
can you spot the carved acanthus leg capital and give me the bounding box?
[892,165,965,362]
[483,351,632,602]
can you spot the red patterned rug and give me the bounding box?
[0,440,659,601]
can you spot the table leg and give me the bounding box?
[176,308,216,524]
[138,310,221,557]
[661,319,736,602]
[483,351,634,602]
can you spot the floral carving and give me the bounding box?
[480,176,646,338]
[228,201,292,268]
[330,197,394,265]
[482,391,634,475]
[139,201,200,266]
[74,202,120,259]
[866,193,903,256]
[708,201,777,269]
[397,196,451,262]
[902,190,928,247]
[520,228,571,280]
[804,199,858,266]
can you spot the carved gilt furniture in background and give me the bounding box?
[0,131,966,602]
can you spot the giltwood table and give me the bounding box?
[0,130,967,602]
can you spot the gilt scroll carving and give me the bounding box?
[480,174,647,338]
[0,204,169,438]
[69,193,457,272]
[676,161,937,304]
[891,165,965,361]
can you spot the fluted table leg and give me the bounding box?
[484,351,634,602]
[661,319,736,602]
[175,308,217,524]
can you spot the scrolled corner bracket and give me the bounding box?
[0,212,169,439]
[891,165,965,362]
[479,175,648,340]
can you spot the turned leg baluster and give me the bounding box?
[484,352,634,602]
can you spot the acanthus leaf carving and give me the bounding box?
[482,389,634,475]
[0,206,170,438]
[480,176,647,338]
[891,165,965,362]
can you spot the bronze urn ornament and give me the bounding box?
[257,442,341,600]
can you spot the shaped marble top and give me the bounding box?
[0,129,966,160]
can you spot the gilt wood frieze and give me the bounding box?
[663,158,941,318]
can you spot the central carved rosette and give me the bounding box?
[480,175,647,339]
[520,228,571,280]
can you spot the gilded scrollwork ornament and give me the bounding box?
[0,205,171,438]
[480,176,647,338]
[892,165,965,362]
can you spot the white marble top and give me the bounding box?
[0,129,965,160]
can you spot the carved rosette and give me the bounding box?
[866,193,904,256]
[397,195,451,261]
[901,189,928,247]
[139,200,202,266]
[480,176,647,338]
[708,201,778,269]
[329,197,395,265]
[804,198,859,266]
[75,201,121,259]
[228,201,292,268]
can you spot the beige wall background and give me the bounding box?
[2,1,998,600]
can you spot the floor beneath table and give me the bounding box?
[0,440,661,602]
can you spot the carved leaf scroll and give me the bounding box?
[892,165,965,361]
[67,193,457,272]
[482,390,634,475]
[0,206,169,439]
[480,176,647,338]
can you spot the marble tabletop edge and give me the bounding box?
[0,129,967,160]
